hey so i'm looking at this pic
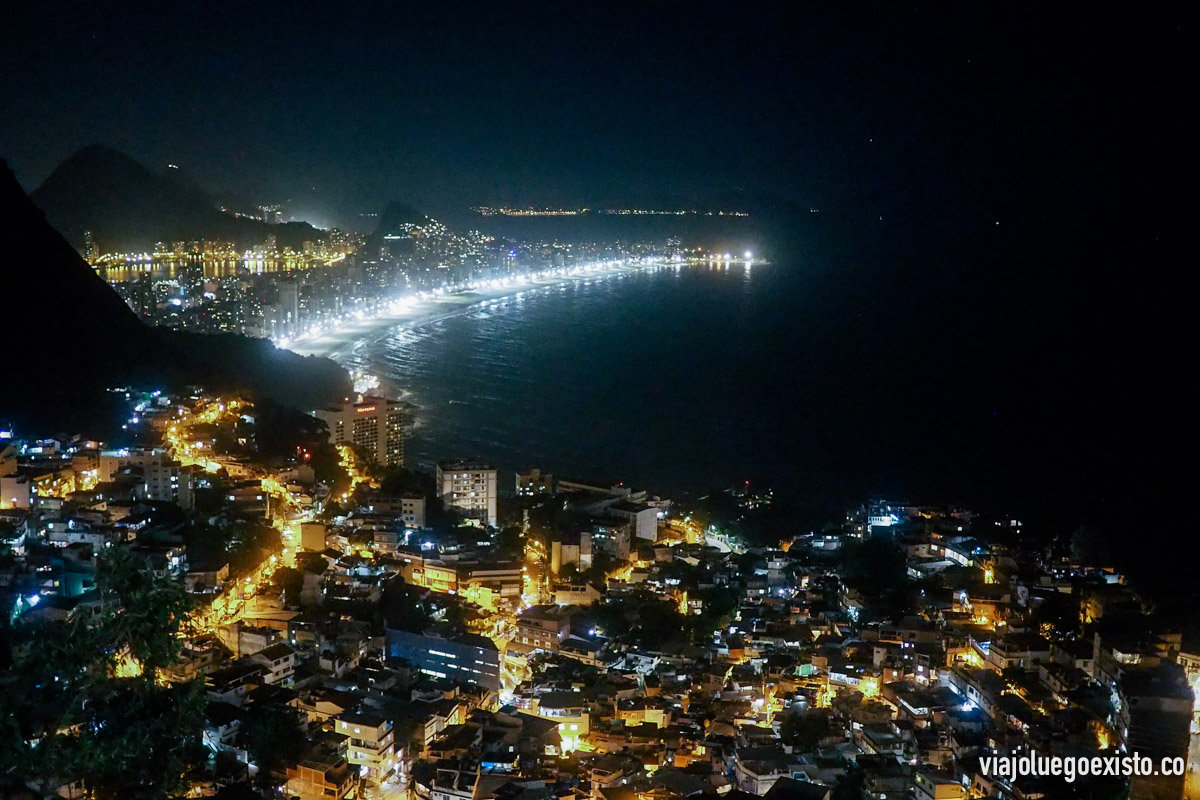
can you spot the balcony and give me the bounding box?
[349,734,392,753]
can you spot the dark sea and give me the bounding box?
[324,192,1184,549]
[346,262,844,500]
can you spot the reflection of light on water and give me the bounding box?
[339,260,761,468]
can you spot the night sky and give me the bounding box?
[1,4,1186,227]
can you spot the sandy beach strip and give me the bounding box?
[285,261,672,359]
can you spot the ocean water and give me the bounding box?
[346,264,777,480]
[332,223,1132,530]
[337,259,967,521]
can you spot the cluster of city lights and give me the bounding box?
[472,206,586,217]
[470,206,749,217]
[599,209,749,217]
[273,254,761,350]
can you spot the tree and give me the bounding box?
[531,653,601,685]
[0,547,205,798]
[426,497,464,532]
[580,551,616,584]
[1030,590,1081,639]
[662,559,700,589]
[779,710,835,753]
[838,536,910,616]
[271,566,305,607]
[244,399,347,489]
[594,592,690,649]
[240,705,308,789]
[377,465,434,496]
[495,525,525,560]
[689,585,741,639]
[381,576,432,632]
[225,518,281,577]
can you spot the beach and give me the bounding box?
[284,259,701,360]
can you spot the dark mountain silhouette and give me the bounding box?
[28,145,323,253]
[0,159,350,434]
[363,201,434,258]
[375,201,432,232]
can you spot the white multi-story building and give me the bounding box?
[400,494,425,529]
[610,501,658,541]
[436,460,497,527]
[334,709,397,781]
[98,448,194,508]
[314,395,404,467]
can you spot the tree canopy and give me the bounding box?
[0,547,205,798]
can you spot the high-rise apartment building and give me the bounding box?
[1120,663,1193,800]
[276,279,299,338]
[99,448,195,509]
[436,459,497,527]
[314,395,404,467]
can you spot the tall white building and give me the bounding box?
[99,448,194,509]
[436,460,497,527]
[314,395,404,467]
[276,279,299,339]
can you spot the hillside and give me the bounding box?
[29,145,324,253]
[360,200,436,258]
[0,158,350,434]
[375,201,432,233]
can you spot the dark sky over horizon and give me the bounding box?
[0,4,1187,226]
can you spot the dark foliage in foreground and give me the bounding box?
[0,548,205,798]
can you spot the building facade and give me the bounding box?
[314,395,404,467]
[99,448,194,508]
[401,494,426,528]
[334,710,397,781]
[387,628,501,690]
[436,460,497,527]
[515,604,573,654]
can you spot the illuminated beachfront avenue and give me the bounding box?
[282,253,753,356]
[86,210,750,358]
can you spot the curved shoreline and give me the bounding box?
[284,258,737,361]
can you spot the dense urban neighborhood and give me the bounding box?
[2,385,1197,800]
